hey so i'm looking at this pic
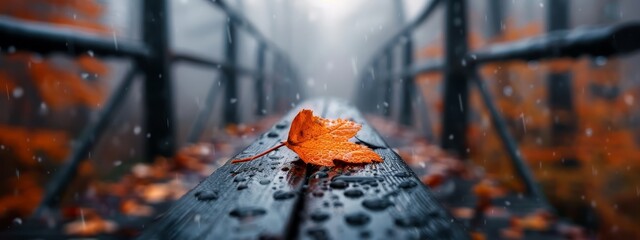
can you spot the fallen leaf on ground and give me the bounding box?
[233,109,382,166]
[64,211,117,236]
[120,199,154,217]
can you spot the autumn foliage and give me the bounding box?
[414,18,640,238]
[0,0,109,227]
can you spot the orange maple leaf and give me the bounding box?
[233,109,382,166]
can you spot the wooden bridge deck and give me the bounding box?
[138,99,469,240]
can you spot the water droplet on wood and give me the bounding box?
[268,152,284,160]
[259,179,271,185]
[306,227,329,239]
[398,181,417,189]
[344,189,364,198]
[313,172,328,178]
[275,122,288,129]
[309,210,330,222]
[345,212,370,226]
[273,190,296,200]
[194,190,218,201]
[229,207,266,220]
[394,216,427,227]
[329,180,348,189]
[362,198,393,211]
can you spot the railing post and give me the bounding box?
[399,36,414,125]
[142,0,175,159]
[222,15,239,125]
[441,0,469,156]
[255,43,267,116]
[361,62,376,114]
[547,0,577,151]
[374,59,386,115]
[271,56,283,112]
[383,50,393,117]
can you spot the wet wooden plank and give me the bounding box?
[138,99,326,240]
[297,100,469,240]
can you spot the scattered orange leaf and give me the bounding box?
[64,212,117,236]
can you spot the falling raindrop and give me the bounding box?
[39,102,48,115]
[585,128,593,137]
[595,56,608,66]
[133,126,142,135]
[503,86,513,96]
[624,94,634,106]
[12,87,23,98]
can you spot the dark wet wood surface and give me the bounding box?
[139,99,469,240]
[297,100,468,240]
[138,100,324,240]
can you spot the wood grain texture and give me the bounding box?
[296,100,469,240]
[138,100,326,240]
[139,99,468,240]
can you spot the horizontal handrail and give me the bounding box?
[0,0,303,220]
[364,0,441,71]
[206,0,293,64]
[469,21,640,64]
[380,59,444,80]
[34,66,140,217]
[0,17,150,58]
[372,21,640,81]
[358,1,640,214]
[172,52,260,77]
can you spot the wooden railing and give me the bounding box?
[355,0,640,212]
[0,0,303,217]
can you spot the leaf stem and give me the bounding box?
[231,142,286,163]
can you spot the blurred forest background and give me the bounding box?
[0,0,639,238]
